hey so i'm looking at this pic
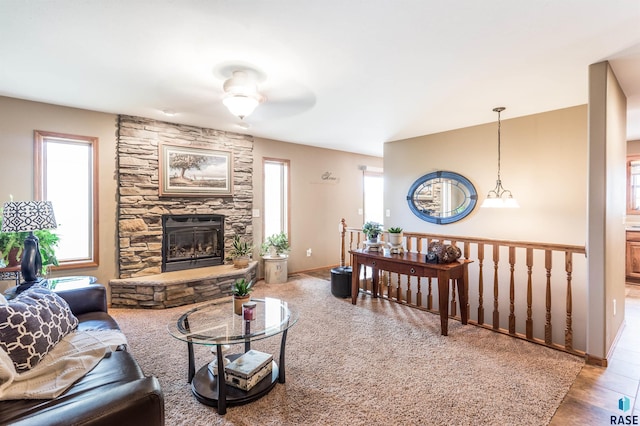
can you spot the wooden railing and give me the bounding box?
[340,219,588,357]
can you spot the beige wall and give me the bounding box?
[587,62,627,361]
[628,139,640,156]
[384,105,588,244]
[0,96,119,292]
[252,137,382,274]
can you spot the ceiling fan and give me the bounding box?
[214,62,316,124]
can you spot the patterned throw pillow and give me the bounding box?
[0,286,78,372]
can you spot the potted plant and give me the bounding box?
[387,226,403,246]
[0,214,60,273]
[231,278,253,315]
[260,232,290,257]
[228,234,252,269]
[362,221,383,243]
[261,232,290,284]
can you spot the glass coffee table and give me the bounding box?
[167,297,298,415]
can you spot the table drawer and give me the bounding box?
[359,256,425,276]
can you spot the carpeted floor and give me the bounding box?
[110,274,584,425]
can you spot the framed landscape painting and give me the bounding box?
[159,143,233,197]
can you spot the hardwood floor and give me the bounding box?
[550,284,640,425]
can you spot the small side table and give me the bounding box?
[47,276,97,291]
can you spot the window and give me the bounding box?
[263,158,289,238]
[34,131,99,268]
[363,171,383,224]
[628,155,640,214]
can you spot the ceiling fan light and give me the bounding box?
[223,95,260,119]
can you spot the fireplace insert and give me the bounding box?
[161,214,224,272]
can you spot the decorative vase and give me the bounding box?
[233,295,250,315]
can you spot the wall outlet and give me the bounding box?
[386,209,391,217]
[252,209,260,218]
[306,248,312,257]
[358,208,363,215]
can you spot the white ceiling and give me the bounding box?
[1,1,639,157]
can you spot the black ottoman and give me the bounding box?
[330,266,352,298]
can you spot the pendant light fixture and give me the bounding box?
[481,107,519,208]
[222,70,265,120]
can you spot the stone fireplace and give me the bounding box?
[161,214,224,272]
[110,116,257,309]
[115,115,254,279]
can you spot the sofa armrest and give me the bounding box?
[9,376,164,426]
[55,284,108,316]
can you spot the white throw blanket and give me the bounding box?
[0,329,127,400]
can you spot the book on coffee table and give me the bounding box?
[225,350,273,391]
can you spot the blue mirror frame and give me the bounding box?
[406,171,477,224]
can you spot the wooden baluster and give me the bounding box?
[387,271,393,298]
[477,243,485,325]
[565,251,573,351]
[526,248,533,339]
[463,242,471,317]
[406,236,413,253]
[545,250,552,345]
[396,272,402,302]
[340,219,347,268]
[406,274,412,305]
[348,232,354,255]
[416,277,423,308]
[427,278,433,310]
[509,246,516,335]
[449,240,458,317]
[493,244,500,330]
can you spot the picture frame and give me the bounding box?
[158,143,233,197]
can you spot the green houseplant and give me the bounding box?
[232,278,253,315]
[260,232,290,257]
[362,221,383,242]
[0,214,60,273]
[228,234,252,269]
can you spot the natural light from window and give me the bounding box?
[263,159,289,238]
[35,131,98,268]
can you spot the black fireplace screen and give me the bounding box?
[161,214,224,272]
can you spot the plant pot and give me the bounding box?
[388,233,403,246]
[367,236,379,244]
[263,256,288,284]
[233,256,250,269]
[233,295,250,315]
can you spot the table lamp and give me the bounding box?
[1,201,57,292]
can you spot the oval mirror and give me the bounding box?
[406,171,477,224]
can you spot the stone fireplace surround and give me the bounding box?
[110,115,255,309]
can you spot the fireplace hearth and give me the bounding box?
[161,214,224,272]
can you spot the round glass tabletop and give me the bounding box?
[167,297,298,346]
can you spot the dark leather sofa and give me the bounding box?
[0,284,164,426]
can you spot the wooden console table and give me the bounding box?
[350,250,471,335]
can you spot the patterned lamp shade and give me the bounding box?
[1,201,57,233]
